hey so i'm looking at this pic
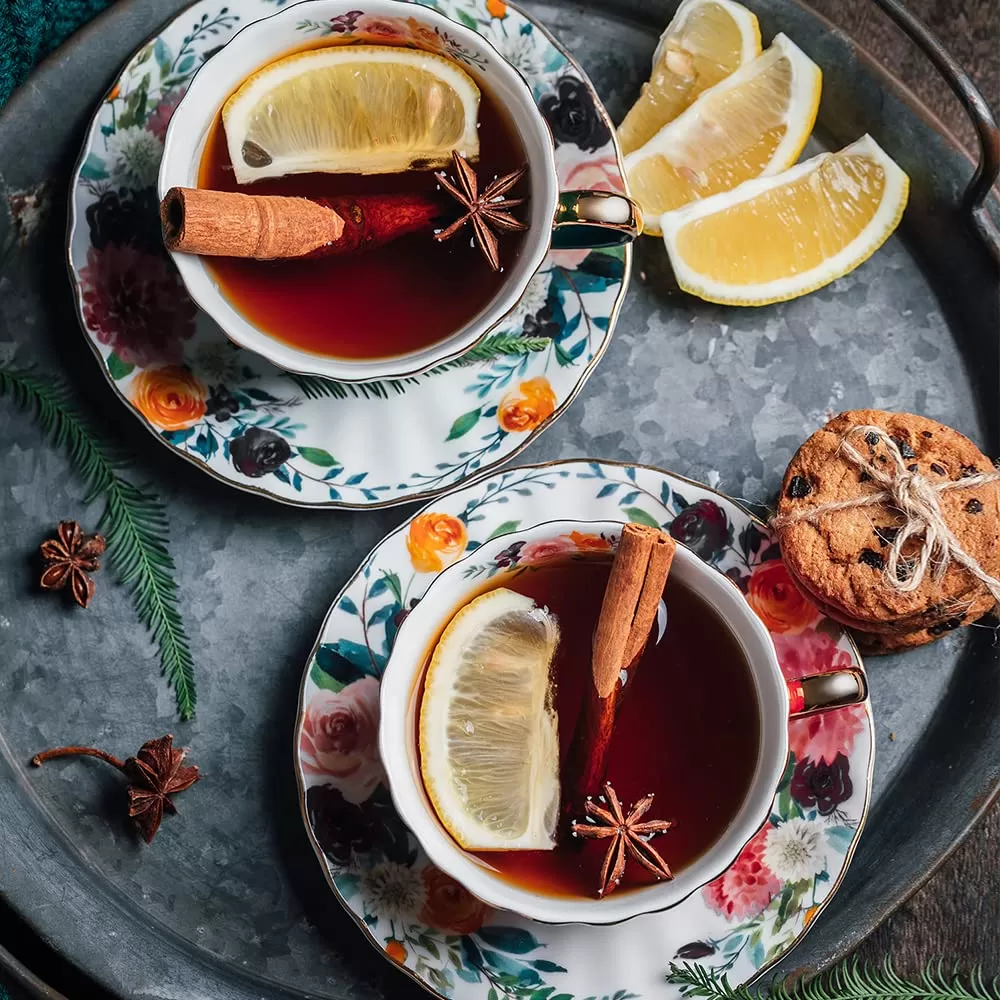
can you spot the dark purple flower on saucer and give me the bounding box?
[522,304,560,340]
[86,186,164,257]
[669,499,730,561]
[791,752,853,816]
[539,76,611,152]
[230,426,291,477]
[494,540,526,569]
[206,385,241,423]
[328,9,364,32]
[725,566,750,592]
[306,784,379,866]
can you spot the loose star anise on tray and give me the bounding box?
[32,734,200,843]
[570,781,674,897]
[435,150,528,271]
[39,520,106,608]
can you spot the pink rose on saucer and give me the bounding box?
[551,157,623,269]
[357,14,411,43]
[790,704,866,767]
[519,535,576,564]
[772,627,853,682]
[300,677,384,802]
[146,88,186,141]
[703,825,780,920]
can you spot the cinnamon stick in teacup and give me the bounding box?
[563,523,676,827]
[160,187,443,260]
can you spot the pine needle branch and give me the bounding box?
[667,958,1000,1000]
[0,365,197,719]
[286,333,551,400]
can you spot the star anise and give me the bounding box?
[435,150,528,271]
[32,734,200,843]
[570,781,674,897]
[39,520,106,608]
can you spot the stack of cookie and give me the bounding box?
[775,409,1000,652]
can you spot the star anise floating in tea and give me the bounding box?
[435,150,528,271]
[39,520,106,608]
[32,734,200,843]
[571,781,674,897]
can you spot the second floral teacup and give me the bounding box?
[379,519,868,924]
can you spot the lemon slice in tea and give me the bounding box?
[659,134,910,305]
[223,45,481,184]
[618,0,762,155]
[624,33,821,235]
[419,588,560,852]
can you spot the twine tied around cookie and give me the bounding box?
[772,425,1000,608]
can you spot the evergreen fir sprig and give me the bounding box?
[667,958,1000,1000]
[286,332,551,400]
[0,366,196,720]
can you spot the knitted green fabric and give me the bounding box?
[0,0,115,105]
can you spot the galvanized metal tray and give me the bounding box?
[0,0,997,997]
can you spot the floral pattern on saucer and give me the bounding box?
[295,460,874,998]
[67,0,629,508]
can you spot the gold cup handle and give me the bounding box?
[788,669,869,718]
[551,190,643,250]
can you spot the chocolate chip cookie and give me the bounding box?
[776,410,1000,631]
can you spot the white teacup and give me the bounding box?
[379,519,867,924]
[159,0,640,383]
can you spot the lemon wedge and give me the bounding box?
[419,588,560,852]
[222,45,480,184]
[659,134,910,305]
[618,0,761,155]
[624,33,822,235]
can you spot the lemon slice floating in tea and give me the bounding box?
[659,134,909,305]
[222,45,481,184]
[419,588,560,852]
[624,33,822,235]
[618,0,762,155]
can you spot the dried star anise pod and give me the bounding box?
[434,150,529,271]
[32,734,200,843]
[570,781,673,897]
[39,520,106,608]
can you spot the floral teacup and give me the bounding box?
[379,519,868,924]
[159,0,641,383]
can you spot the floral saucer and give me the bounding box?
[294,459,874,999]
[66,0,630,508]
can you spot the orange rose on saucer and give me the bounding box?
[746,560,817,634]
[485,0,508,18]
[130,365,207,431]
[497,377,557,433]
[385,938,407,964]
[407,512,468,573]
[419,866,490,933]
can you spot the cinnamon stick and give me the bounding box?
[161,187,442,260]
[563,523,675,826]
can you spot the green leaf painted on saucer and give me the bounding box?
[309,660,344,694]
[106,353,134,380]
[477,926,541,954]
[622,506,661,528]
[446,408,482,441]
[485,519,521,541]
[297,446,338,466]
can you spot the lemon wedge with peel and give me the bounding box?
[618,0,761,155]
[419,588,560,852]
[659,134,910,306]
[223,45,480,184]
[624,33,822,235]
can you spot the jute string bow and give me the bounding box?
[772,425,1000,608]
